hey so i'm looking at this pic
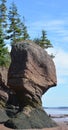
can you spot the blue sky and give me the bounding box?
[6,0,68,107]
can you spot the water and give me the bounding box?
[44,107,68,122]
[44,107,68,115]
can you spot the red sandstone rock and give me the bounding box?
[7,41,57,107]
[0,70,9,103]
[0,67,8,86]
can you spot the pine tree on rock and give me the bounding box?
[39,30,53,49]
[33,30,54,58]
[34,30,53,49]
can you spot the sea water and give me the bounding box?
[44,107,68,122]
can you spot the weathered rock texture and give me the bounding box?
[8,41,57,108]
[0,68,18,108]
[0,69,9,106]
[0,67,8,86]
[0,41,57,129]
[5,108,57,129]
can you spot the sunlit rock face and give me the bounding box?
[0,67,8,86]
[7,41,57,108]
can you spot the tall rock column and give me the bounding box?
[7,41,57,109]
[6,41,57,129]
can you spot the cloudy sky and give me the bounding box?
[6,0,68,107]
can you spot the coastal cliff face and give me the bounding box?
[7,41,57,108]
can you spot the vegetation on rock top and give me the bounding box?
[0,0,54,67]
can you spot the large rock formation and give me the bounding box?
[5,41,57,129]
[8,41,57,109]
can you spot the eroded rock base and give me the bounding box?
[4,108,57,129]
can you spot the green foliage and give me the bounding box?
[0,0,54,67]
[40,30,53,49]
[0,34,10,67]
[33,38,41,46]
[33,30,55,58]
[7,2,30,44]
[20,22,30,40]
[0,0,7,26]
[0,0,10,67]
[34,30,53,49]
[6,2,21,44]
[0,42,10,67]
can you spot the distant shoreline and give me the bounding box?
[43,106,68,109]
[44,106,68,125]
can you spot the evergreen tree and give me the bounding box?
[34,30,54,58]
[20,22,30,40]
[0,30,10,67]
[0,0,7,27]
[7,2,22,44]
[33,38,41,46]
[7,2,30,44]
[34,30,53,49]
[0,0,10,67]
[0,0,7,39]
[40,30,53,49]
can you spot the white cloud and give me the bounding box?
[55,49,68,85]
[30,19,65,31]
[54,49,68,71]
